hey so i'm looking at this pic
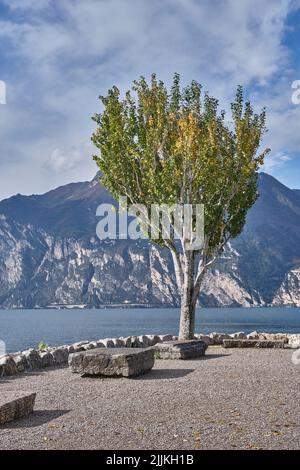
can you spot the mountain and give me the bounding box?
[0,172,299,308]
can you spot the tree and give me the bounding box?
[92,73,270,340]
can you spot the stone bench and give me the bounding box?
[153,340,207,359]
[222,339,286,349]
[69,348,155,377]
[0,392,36,425]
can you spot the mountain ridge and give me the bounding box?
[0,172,299,308]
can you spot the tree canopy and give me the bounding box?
[92,73,269,258]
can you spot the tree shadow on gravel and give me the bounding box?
[192,353,230,360]
[1,409,70,429]
[134,369,195,380]
[0,366,67,383]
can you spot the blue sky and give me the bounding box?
[0,0,300,200]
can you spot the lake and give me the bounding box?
[0,307,300,353]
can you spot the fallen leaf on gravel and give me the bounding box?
[233,427,243,433]
[271,430,283,436]
[245,443,263,450]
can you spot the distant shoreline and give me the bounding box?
[0,304,299,310]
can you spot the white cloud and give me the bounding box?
[45,141,94,173]
[0,0,300,200]
[263,152,292,172]
[3,0,51,11]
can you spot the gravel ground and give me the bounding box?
[0,347,299,450]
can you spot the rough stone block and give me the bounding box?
[153,340,207,359]
[69,347,155,377]
[0,392,36,425]
[222,339,286,349]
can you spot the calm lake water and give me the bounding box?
[0,307,300,353]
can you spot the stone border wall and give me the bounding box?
[1,331,299,378]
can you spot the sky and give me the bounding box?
[0,0,300,201]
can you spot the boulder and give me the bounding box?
[194,334,215,345]
[0,392,36,425]
[137,335,152,348]
[230,332,247,340]
[83,342,97,350]
[23,349,42,370]
[247,331,260,340]
[120,336,132,348]
[12,353,29,373]
[159,334,173,342]
[112,338,125,348]
[145,335,162,347]
[39,351,55,368]
[154,340,207,359]
[130,335,158,348]
[130,336,139,347]
[51,347,69,364]
[262,333,288,343]
[69,347,155,377]
[287,334,300,349]
[72,341,89,352]
[102,339,115,348]
[0,355,18,376]
[209,332,232,344]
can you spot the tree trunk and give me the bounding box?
[179,296,196,340]
[178,252,195,340]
